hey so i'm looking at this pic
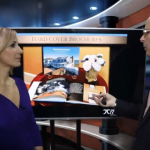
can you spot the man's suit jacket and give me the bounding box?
[115,94,150,150]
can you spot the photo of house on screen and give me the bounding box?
[44,56,74,68]
[43,47,79,76]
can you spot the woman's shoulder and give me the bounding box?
[12,77,23,82]
[11,77,30,100]
[11,77,26,87]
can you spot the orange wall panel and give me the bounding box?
[80,118,137,137]
[117,5,150,28]
[47,127,102,150]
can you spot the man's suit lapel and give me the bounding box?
[137,107,150,130]
[137,92,149,130]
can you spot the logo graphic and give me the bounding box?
[103,109,115,115]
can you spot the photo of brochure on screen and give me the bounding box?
[43,47,79,76]
[28,78,106,105]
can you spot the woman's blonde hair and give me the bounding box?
[0,27,18,75]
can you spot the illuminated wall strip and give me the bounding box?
[24,72,37,77]
[25,82,30,85]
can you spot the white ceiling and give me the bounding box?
[63,0,150,28]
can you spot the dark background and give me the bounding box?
[0,0,119,27]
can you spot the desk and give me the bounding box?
[37,120,134,150]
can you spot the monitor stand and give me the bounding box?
[50,120,81,150]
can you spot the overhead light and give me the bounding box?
[73,16,79,20]
[54,23,60,26]
[90,7,97,10]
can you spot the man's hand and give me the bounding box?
[89,93,117,107]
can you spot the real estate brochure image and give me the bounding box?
[43,47,80,76]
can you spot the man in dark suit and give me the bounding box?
[90,17,150,150]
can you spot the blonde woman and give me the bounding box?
[0,27,43,150]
